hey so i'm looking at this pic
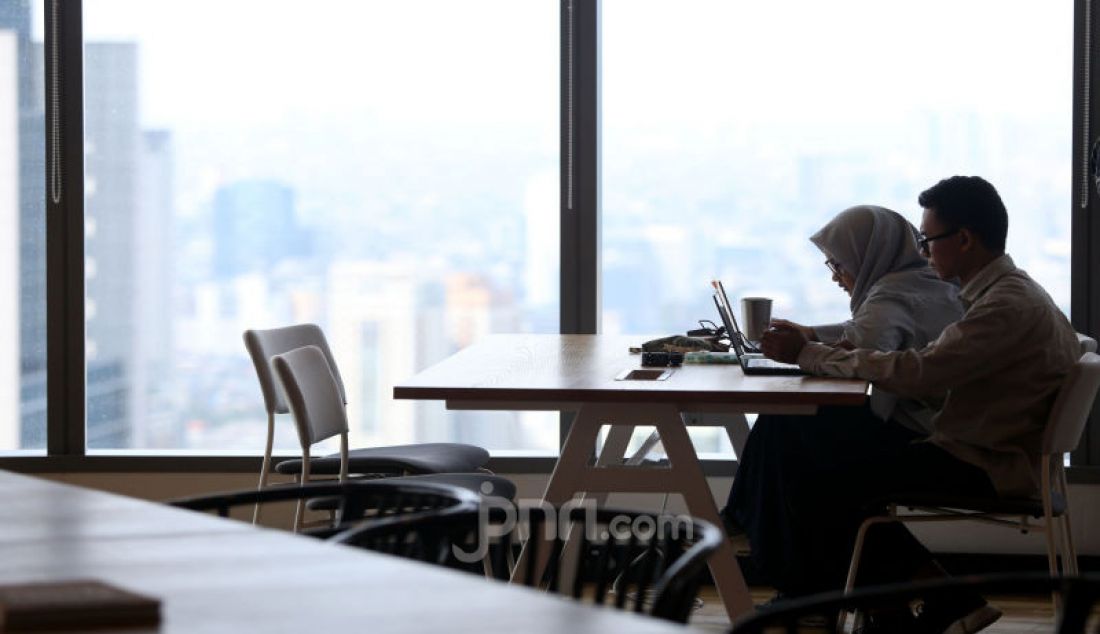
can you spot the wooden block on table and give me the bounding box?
[0,579,160,631]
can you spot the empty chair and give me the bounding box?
[270,344,513,531]
[842,352,1100,619]
[243,324,497,523]
[169,479,480,539]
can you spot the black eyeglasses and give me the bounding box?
[917,228,959,255]
[825,258,843,277]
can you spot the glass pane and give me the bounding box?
[83,1,559,452]
[604,0,1071,455]
[0,0,46,452]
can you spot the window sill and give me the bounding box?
[2,452,1096,482]
[0,452,739,475]
[0,451,569,474]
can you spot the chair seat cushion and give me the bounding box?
[275,443,490,476]
[879,491,1067,519]
[393,473,517,501]
[304,473,516,511]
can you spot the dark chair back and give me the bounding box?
[728,573,1100,634]
[512,505,722,624]
[331,501,721,623]
[330,504,482,567]
[169,480,480,533]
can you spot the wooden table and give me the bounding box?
[0,470,689,633]
[394,334,869,621]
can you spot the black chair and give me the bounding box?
[728,573,1100,634]
[169,479,480,537]
[517,505,722,624]
[328,500,484,567]
[332,502,721,623]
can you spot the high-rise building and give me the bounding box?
[212,180,310,280]
[325,260,422,447]
[0,28,19,450]
[1,0,46,450]
[132,129,176,447]
[84,42,140,447]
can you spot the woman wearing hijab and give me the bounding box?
[775,205,962,433]
[721,205,964,601]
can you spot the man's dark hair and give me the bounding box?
[917,176,1008,254]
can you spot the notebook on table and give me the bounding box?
[711,281,806,376]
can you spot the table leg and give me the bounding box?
[513,402,754,621]
[587,423,635,509]
[511,404,603,585]
[652,404,754,619]
[724,413,751,460]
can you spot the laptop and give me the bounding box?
[711,281,806,376]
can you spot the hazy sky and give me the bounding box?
[29,1,1062,124]
[29,0,1071,128]
[27,0,1074,306]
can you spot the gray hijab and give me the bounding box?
[809,205,928,313]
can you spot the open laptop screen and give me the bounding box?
[712,279,761,355]
[713,293,745,356]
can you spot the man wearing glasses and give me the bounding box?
[759,175,1079,633]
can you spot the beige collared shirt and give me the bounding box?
[812,268,963,434]
[797,255,1079,497]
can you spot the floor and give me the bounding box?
[689,587,1099,633]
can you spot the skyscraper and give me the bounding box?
[1,0,46,449]
[84,42,140,447]
[0,27,19,450]
[132,129,176,447]
[212,180,310,280]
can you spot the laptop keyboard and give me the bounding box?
[746,358,800,370]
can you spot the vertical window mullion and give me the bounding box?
[1073,0,1100,466]
[44,0,85,456]
[559,0,600,445]
[560,0,600,336]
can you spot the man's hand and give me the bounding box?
[760,324,809,364]
[769,318,816,342]
[832,338,856,351]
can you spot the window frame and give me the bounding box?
[1072,0,1100,473]
[45,0,85,457]
[0,0,1097,481]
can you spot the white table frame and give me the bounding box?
[449,398,818,621]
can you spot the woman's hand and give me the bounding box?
[761,324,809,364]
[769,319,816,342]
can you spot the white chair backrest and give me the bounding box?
[1077,333,1097,354]
[271,345,350,449]
[1042,352,1100,455]
[243,324,348,415]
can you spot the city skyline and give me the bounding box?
[0,0,1074,457]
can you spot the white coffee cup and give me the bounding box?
[741,297,773,343]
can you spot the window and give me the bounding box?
[5,1,1097,470]
[0,0,46,451]
[80,0,559,452]
[602,0,1072,456]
